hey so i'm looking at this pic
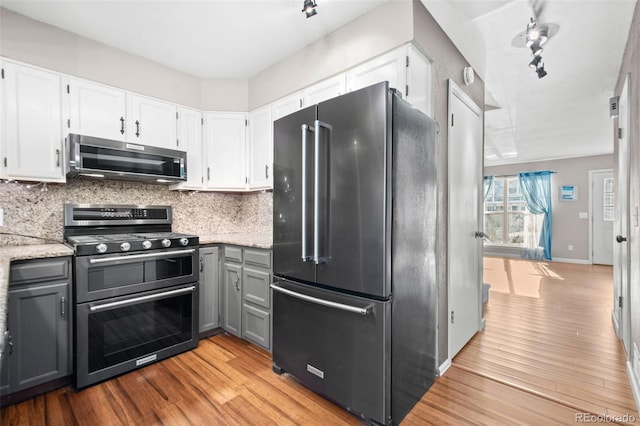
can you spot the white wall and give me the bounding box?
[484,154,614,262]
[248,1,413,109]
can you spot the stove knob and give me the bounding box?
[179,237,189,247]
[120,242,131,252]
[96,243,108,254]
[142,240,152,250]
[161,238,171,248]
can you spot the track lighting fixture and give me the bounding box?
[302,0,317,18]
[525,17,549,79]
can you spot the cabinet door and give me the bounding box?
[68,78,127,141]
[127,94,178,149]
[346,47,406,94]
[7,282,70,393]
[405,45,433,117]
[247,106,272,189]
[271,92,302,121]
[242,304,270,351]
[242,267,271,309]
[223,262,242,337]
[302,74,347,106]
[2,61,65,182]
[199,247,220,333]
[177,106,204,189]
[204,112,246,190]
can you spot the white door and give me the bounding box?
[204,112,246,190]
[247,106,273,190]
[2,61,65,182]
[177,106,203,189]
[591,170,614,265]
[68,78,127,141]
[127,94,177,150]
[448,80,483,359]
[614,76,630,352]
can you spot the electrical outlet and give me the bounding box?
[568,245,574,251]
[578,212,588,219]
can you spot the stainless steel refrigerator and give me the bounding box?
[271,82,438,425]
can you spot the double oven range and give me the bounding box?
[64,204,199,388]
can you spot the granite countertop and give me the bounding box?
[0,244,74,354]
[199,233,273,249]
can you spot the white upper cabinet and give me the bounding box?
[67,78,127,141]
[271,92,302,121]
[2,60,65,182]
[204,112,247,190]
[247,105,272,190]
[174,106,204,190]
[346,48,407,94]
[405,45,433,117]
[302,74,347,107]
[127,94,178,150]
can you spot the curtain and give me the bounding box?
[483,175,494,200]
[518,171,553,260]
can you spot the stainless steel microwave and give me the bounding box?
[67,134,186,184]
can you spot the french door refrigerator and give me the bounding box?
[271,82,438,425]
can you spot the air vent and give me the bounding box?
[610,96,619,118]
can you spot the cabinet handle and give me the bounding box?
[60,296,66,318]
[234,275,240,292]
[199,257,204,273]
[120,117,125,135]
[207,167,211,181]
[135,120,140,137]
[55,149,60,167]
[265,164,269,179]
[5,331,13,355]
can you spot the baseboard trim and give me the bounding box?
[627,361,640,414]
[438,359,452,377]
[612,310,621,338]
[552,257,590,264]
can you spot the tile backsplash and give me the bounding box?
[0,180,272,245]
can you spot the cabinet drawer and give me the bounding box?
[224,246,243,263]
[242,267,271,309]
[9,257,70,286]
[242,303,270,351]
[244,249,271,268]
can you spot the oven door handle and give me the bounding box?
[88,249,196,264]
[89,285,196,312]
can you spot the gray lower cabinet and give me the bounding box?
[222,246,272,351]
[199,246,221,333]
[1,257,72,396]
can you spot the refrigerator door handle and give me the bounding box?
[313,119,332,265]
[271,283,373,315]
[301,124,314,262]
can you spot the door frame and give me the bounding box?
[444,79,484,372]
[588,168,614,265]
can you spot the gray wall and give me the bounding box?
[614,1,640,393]
[484,154,613,262]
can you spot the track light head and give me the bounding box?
[302,0,317,18]
[529,55,542,68]
[536,64,547,79]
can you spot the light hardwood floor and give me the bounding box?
[1,257,636,425]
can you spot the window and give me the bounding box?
[484,176,541,247]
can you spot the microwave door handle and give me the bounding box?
[88,248,196,264]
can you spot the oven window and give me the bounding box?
[88,291,193,373]
[88,255,193,293]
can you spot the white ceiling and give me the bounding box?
[1,0,636,166]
